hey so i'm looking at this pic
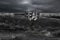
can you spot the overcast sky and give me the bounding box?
[0,0,60,12]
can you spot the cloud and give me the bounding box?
[0,0,60,12]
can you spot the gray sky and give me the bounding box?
[0,0,60,12]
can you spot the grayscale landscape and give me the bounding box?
[0,0,60,40]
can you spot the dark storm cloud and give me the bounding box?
[0,0,16,5]
[32,0,60,12]
[0,0,60,12]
